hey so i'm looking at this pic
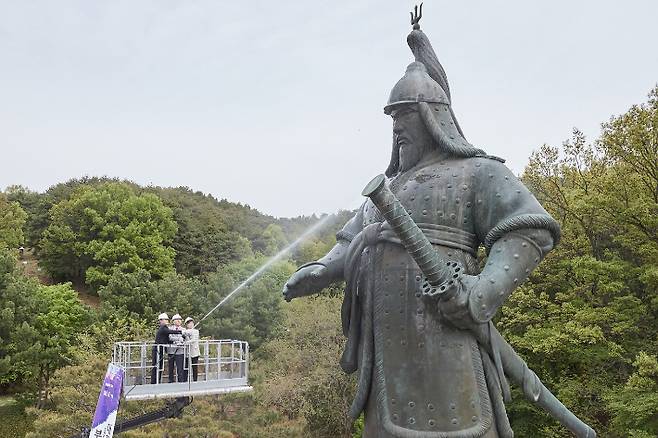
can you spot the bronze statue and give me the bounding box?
[283,5,595,437]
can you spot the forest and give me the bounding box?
[0,87,656,438]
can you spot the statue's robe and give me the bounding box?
[337,155,559,438]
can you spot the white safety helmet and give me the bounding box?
[158,313,169,320]
[172,314,182,321]
[184,317,194,325]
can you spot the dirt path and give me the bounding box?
[17,249,100,308]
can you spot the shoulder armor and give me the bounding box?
[474,154,506,163]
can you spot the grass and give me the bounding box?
[0,396,34,438]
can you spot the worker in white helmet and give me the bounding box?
[150,312,182,384]
[167,314,186,382]
[184,317,200,381]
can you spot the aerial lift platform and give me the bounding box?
[73,339,251,437]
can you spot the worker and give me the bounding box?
[184,317,200,381]
[150,313,181,384]
[168,314,186,382]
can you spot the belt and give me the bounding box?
[379,222,479,255]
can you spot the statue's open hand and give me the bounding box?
[439,274,480,331]
[282,264,328,302]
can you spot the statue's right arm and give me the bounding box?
[283,206,364,301]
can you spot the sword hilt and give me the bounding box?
[362,174,462,299]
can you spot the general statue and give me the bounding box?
[283,6,596,438]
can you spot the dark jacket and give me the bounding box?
[155,324,181,345]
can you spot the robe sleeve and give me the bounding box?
[335,203,365,244]
[472,158,561,253]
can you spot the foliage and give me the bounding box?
[0,263,89,405]
[5,87,658,437]
[502,86,658,437]
[40,182,177,291]
[4,185,48,252]
[0,396,35,438]
[98,270,206,323]
[0,192,27,249]
[202,255,295,349]
[27,365,301,438]
[256,223,288,256]
[149,187,253,277]
[256,295,356,437]
[606,352,658,436]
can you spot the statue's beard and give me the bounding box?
[398,142,426,172]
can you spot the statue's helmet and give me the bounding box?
[384,61,449,115]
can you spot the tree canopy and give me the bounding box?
[39,182,177,291]
[0,193,27,250]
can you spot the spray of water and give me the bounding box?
[196,213,337,326]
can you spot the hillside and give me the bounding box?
[0,86,657,438]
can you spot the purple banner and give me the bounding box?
[90,363,124,438]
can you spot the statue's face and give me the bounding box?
[391,104,433,172]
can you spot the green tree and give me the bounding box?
[258,223,288,256]
[151,187,253,277]
[40,183,177,291]
[256,295,356,437]
[4,185,49,251]
[500,87,658,436]
[0,268,89,406]
[0,192,27,249]
[98,270,207,322]
[606,352,658,437]
[97,269,155,318]
[202,255,294,349]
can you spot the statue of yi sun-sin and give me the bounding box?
[283,5,596,438]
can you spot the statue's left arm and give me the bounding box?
[283,206,364,301]
[448,159,561,325]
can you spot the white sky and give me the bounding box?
[1,0,657,217]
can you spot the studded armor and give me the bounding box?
[327,155,558,437]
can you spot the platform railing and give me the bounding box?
[111,339,250,400]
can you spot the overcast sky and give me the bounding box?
[1,1,657,217]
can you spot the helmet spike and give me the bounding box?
[410,3,423,30]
